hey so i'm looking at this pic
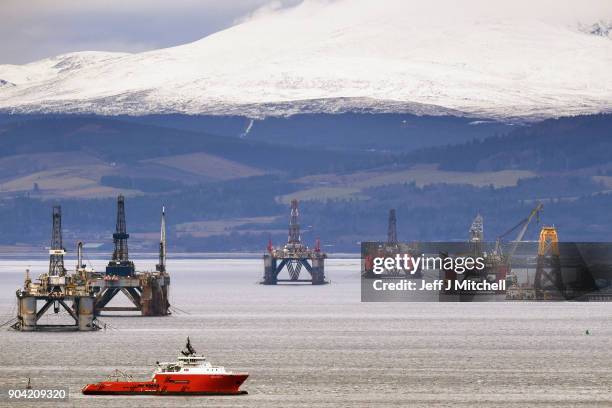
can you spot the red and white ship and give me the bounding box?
[82,338,248,396]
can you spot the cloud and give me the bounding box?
[234,0,303,24]
[0,0,293,64]
[1,0,610,64]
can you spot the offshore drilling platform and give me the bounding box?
[13,206,99,331]
[12,196,170,331]
[89,196,170,316]
[262,199,327,285]
[442,206,542,297]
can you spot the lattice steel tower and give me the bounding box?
[387,209,397,244]
[288,199,301,244]
[113,195,129,261]
[106,195,135,276]
[48,205,66,277]
[469,214,484,242]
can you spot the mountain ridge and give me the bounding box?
[1,0,611,119]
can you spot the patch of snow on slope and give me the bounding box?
[240,119,255,138]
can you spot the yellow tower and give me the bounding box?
[538,226,559,257]
[535,226,562,299]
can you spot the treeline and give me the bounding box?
[0,175,293,245]
[0,115,388,176]
[100,176,181,193]
[2,174,612,251]
[401,114,612,172]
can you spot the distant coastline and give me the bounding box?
[0,251,360,260]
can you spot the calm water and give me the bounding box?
[1,258,612,407]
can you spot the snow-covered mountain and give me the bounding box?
[1,0,611,119]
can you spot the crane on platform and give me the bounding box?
[494,202,544,265]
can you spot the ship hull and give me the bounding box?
[82,373,249,396]
[82,390,248,396]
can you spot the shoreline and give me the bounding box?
[0,252,360,260]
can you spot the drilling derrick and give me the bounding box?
[13,206,98,331]
[288,199,301,244]
[387,209,398,245]
[106,195,135,276]
[262,199,328,285]
[91,199,170,316]
[468,213,484,257]
[49,205,66,277]
[469,213,484,243]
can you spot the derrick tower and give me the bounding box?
[288,199,300,244]
[48,205,66,277]
[387,209,397,245]
[106,195,135,276]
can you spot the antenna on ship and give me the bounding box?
[181,336,197,356]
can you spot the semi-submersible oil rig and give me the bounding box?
[262,199,327,285]
[89,196,170,316]
[12,195,170,332]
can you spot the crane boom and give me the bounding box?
[515,203,543,242]
[494,202,543,262]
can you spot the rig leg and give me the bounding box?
[310,257,326,285]
[77,297,96,331]
[263,254,278,285]
[141,277,171,316]
[16,296,37,331]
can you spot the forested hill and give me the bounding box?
[404,114,612,172]
[0,113,611,252]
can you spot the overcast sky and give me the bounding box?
[0,0,301,64]
[2,0,610,65]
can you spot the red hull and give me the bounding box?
[82,373,248,396]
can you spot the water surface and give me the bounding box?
[1,258,611,407]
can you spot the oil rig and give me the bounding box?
[88,196,171,316]
[262,199,328,285]
[441,206,543,297]
[12,206,99,331]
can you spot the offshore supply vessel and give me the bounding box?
[82,338,248,396]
